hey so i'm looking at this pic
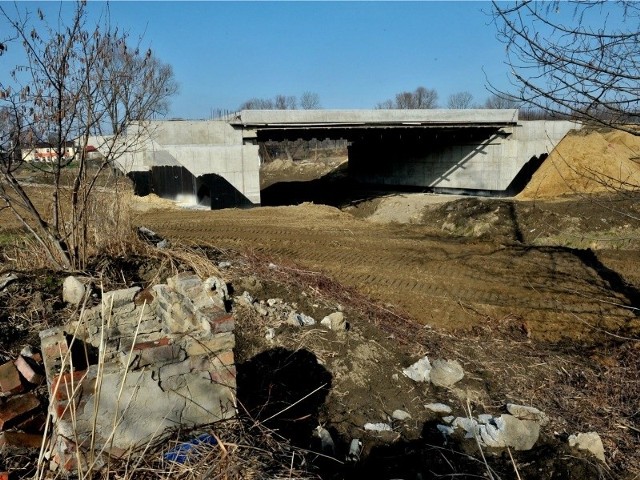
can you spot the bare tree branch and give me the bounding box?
[491,0,640,134]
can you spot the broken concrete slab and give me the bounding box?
[446,413,541,451]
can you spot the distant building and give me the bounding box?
[21,141,76,163]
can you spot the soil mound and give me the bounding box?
[518,129,640,199]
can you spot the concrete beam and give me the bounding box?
[233,109,519,127]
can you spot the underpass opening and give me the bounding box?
[256,125,510,208]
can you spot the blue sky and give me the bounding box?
[1,1,518,119]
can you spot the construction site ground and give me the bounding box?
[1,129,640,479]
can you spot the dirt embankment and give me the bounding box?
[519,129,640,199]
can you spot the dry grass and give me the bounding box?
[106,418,321,480]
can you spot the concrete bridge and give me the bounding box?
[116,110,579,209]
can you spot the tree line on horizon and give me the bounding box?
[234,87,555,119]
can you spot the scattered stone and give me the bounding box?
[314,426,335,456]
[478,415,540,450]
[402,356,432,383]
[429,359,464,387]
[364,422,393,432]
[62,276,86,305]
[236,291,254,306]
[320,312,347,331]
[442,413,541,451]
[0,273,18,291]
[0,361,24,397]
[437,424,455,437]
[392,409,411,421]
[506,403,548,425]
[477,414,494,424]
[265,328,276,341]
[267,298,282,307]
[202,276,229,305]
[255,305,268,316]
[137,226,169,248]
[453,417,479,438]
[442,416,455,424]
[568,432,606,463]
[425,403,452,414]
[287,311,316,327]
[217,261,232,269]
[346,438,362,462]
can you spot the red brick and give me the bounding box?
[0,361,24,397]
[133,337,170,350]
[210,313,234,334]
[15,412,46,433]
[14,355,44,385]
[0,431,43,449]
[0,393,40,430]
[51,370,87,401]
[0,472,8,480]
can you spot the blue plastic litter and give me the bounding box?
[164,433,217,464]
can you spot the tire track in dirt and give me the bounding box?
[139,206,637,342]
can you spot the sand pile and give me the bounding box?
[518,129,640,199]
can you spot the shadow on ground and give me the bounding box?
[260,163,431,209]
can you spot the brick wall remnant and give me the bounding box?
[40,273,237,474]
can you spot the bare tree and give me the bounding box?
[492,1,640,134]
[0,1,177,269]
[484,93,520,109]
[413,86,438,108]
[274,95,297,110]
[376,86,438,109]
[375,99,395,110]
[447,91,474,109]
[299,91,321,110]
[239,97,275,110]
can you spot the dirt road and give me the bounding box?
[139,203,638,343]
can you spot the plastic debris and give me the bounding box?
[164,433,217,464]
